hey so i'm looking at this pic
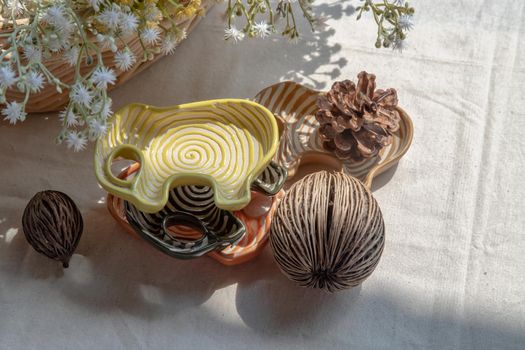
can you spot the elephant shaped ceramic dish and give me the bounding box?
[95,99,279,213]
[107,162,286,262]
[254,82,414,188]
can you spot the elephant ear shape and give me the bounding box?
[94,99,279,213]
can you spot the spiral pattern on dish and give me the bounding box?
[95,100,278,212]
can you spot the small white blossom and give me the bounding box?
[89,118,107,138]
[63,47,80,66]
[2,101,26,124]
[398,15,414,31]
[114,50,136,71]
[66,131,88,152]
[140,27,161,46]
[175,29,187,42]
[0,66,17,89]
[7,0,25,16]
[43,5,66,26]
[59,109,79,127]
[224,26,244,42]
[91,67,116,89]
[120,12,139,36]
[161,35,177,55]
[144,6,162,22]
[26,71,45,93]
[92,98,113,119]
[23,45,42,63]
[43,6,73,36]
[70,84,92,107]
[253,22,272,39]
[97,6,121,31]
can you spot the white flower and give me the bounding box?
[253,22,272,39]
[89,0,104,12]
[120,12,139,36]
[59,109,79,127]
[140,27,161,46]
[43,5,65,26]
[23,45,42,63]
[56,18,74,35]
[161,35,177,55]
[42,5,73,36]
[66,131,88,152]
[89,118,107,138]
[0,66,17,89]
[175,28,187,42]
[63,47,80,66]
[2,101,26,125]
[97,6,121,31]
[144,6,162,22]
[91,67,116,89]
[114,50,136,71]
[7,0,25,16]
[92,98,113,119]
[26,71,45,93]
[398,15,414,31]
[70,84,92,107]
[224,26,244,42]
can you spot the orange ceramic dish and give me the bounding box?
[107,163,284,266]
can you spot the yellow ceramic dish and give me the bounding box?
[94,99,279,213]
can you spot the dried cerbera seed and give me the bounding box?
[22,190,83,268]
[270,171,385,292]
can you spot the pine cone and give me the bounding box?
[315,72,401,161]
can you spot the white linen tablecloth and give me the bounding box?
[1,1,524,349]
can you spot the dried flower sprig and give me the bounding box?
[224,0,415,48]
[225,0,318,41]
[356,0,415,51]
[0,0,198,151]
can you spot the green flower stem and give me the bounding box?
[264,0,274,25]
[298,0,315,32]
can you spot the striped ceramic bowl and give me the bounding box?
[107,162,285,263]
[254,81,413,188]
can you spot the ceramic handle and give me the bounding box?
[124,205,246,259]
[104,145,143,189]
[252,161,288,196]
